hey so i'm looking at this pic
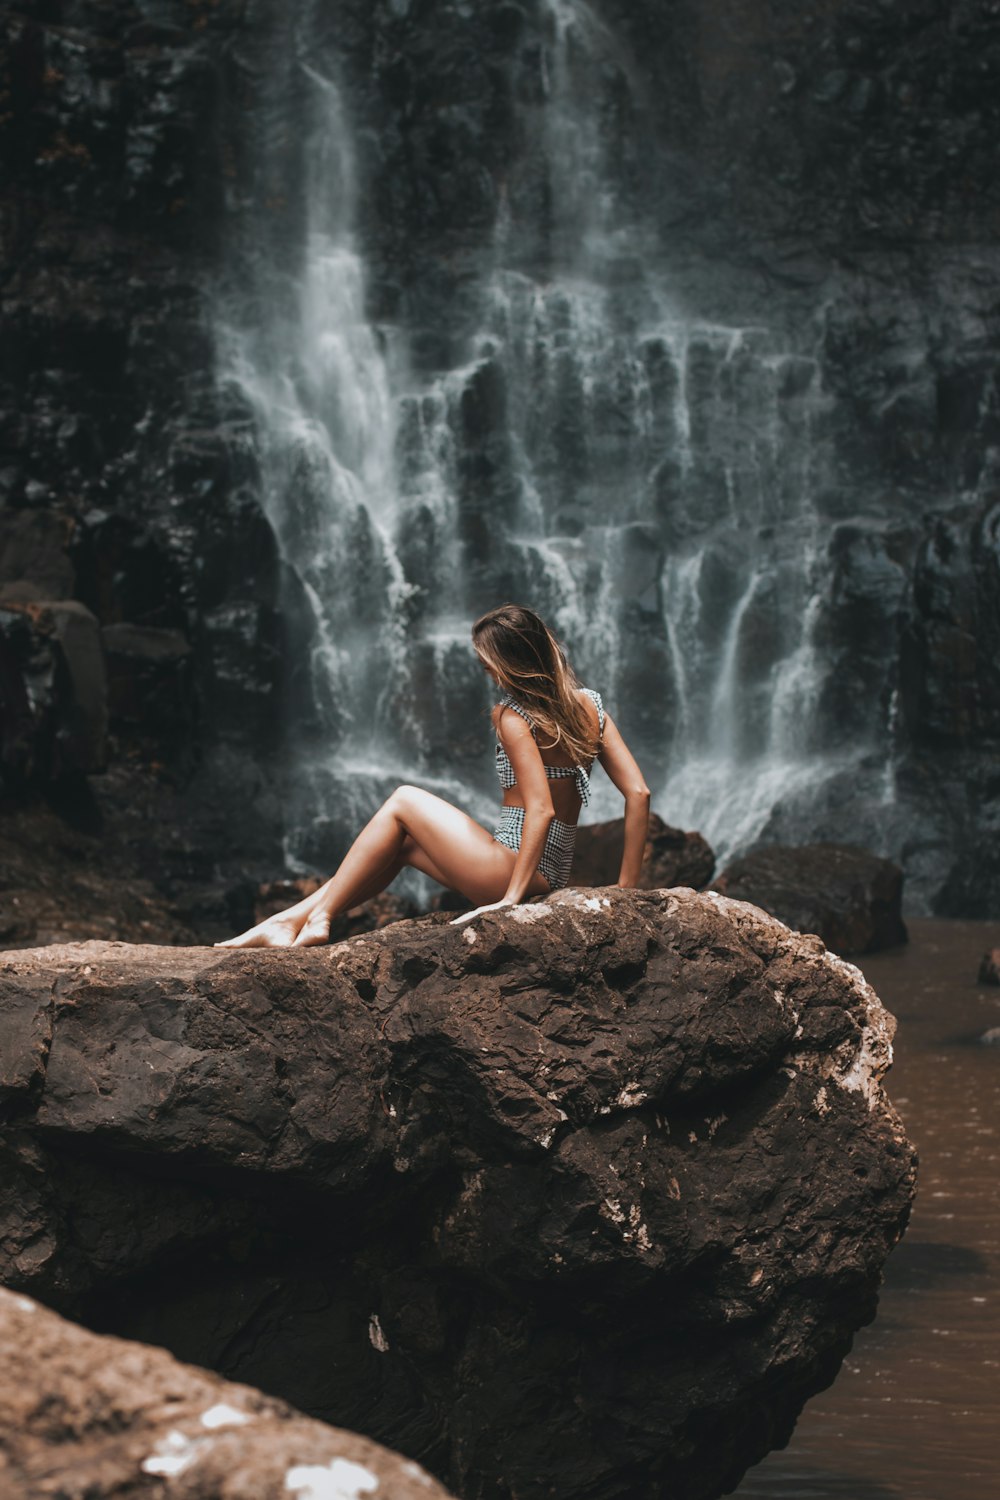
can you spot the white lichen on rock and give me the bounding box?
[368,1313,390,1352]
[141,1429,207,1477]
[200,1402,251,1429]
[509,904,552,923]
[285,1457,380,1499]
[614,1082,648,1108]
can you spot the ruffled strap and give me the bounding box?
[583,687,605,739]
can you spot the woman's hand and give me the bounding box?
[451,898,517,926]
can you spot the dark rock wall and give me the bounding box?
[2,0,999,909]
[0,0,282,759]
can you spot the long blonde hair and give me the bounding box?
[472,604,598,764]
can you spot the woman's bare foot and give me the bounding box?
[214,911,305,948]
[291,908,332,947]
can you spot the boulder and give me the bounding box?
[0,1287,454,1500]
[101,621,193,741]
[0,508,75,601]
[574,811,715,890]
[0,889,916,1500]
[0,599,107,785]
[978,948,1000,985]
[713,843,908,955]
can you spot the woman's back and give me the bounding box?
[494,687,604,824]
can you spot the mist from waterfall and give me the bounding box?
[215,0,895,876]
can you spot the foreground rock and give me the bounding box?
[713,843,908,955]
[0,889,915,1500]
[0,1287,453,1500]
[574,812,715,890]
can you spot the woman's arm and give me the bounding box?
[495,708,555,902]
[597,712,651,887]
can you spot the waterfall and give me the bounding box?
[215,24,479,872]
[215,0,893,877]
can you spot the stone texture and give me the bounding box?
[0,1286,454,1500]
[0,889,916,1500]
[574,812,715,890]
[713,843,909,955]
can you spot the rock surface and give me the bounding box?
[574,812,715,891]
[713,843,909,955]
[0,1286,454,1500]
[0,889,916,1500]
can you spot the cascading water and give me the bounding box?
[215,18,476,871]
[216,0,897,878]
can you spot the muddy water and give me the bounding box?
[735,919,1000,1500]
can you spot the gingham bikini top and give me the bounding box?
[495,689,605,807]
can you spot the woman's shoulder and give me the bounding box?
[494,695,536,732]
[575,687,605,742]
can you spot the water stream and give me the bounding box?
[737,920,1000,1500]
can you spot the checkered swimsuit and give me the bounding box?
[492,689,605,890]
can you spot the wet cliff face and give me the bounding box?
[2,0,999,912]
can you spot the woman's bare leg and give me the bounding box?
[215,847,413,950]
[216,787,541,949]
[291,785,544,946]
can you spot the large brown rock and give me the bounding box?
[713,843,909,955]
[0,889,915,1500]
[573,811,715,889]
[0,1287,454,1500]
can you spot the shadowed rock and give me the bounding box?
[713,843,908,955]
[573,812,715,890]
[978,948,1000,985]
[0,889,915,1500]
[0,1287,454,1500]
[0,600,107,786]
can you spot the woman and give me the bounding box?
[217,604,651,947]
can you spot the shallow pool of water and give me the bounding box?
[735,919,1000,1500]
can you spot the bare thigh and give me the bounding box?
[393,787,549,904]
